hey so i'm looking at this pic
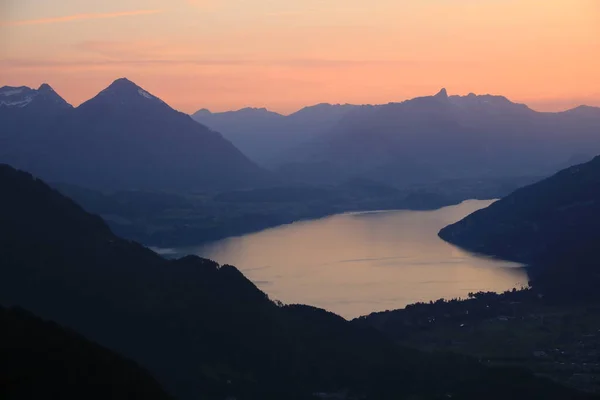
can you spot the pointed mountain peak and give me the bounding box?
[434,88,448,99]
[0,83,71,110]
[193,108,212,117]
[107,77,139,91]
[100,78,145,96]
[38,83,54,92]
[84,78,167,110]
[34,83,72,109]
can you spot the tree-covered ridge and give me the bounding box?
[438,155,600,299]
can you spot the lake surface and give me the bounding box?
[157,200,527,319]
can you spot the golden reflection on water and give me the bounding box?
[174,200,527,319]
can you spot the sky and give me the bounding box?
[0,0,599,114]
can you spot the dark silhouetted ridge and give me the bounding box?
[434,88,448,99]
[439,155,600,299]
[1,305,171,400]
[0,78,272,192]
[79,77,167,111]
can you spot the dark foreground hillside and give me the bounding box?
[0,306,171,400]
[439,155,600,299]
[0,163,594,399]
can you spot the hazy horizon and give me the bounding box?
[3,79,599,116]
[1,0,599,114]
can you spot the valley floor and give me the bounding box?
[358,290,600,394]
[57,175,538,248]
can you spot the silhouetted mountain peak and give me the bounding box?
[564,105,600,117]
[107,77,138,90]
[2,79,271,192]
[296,103,340,113]
[192,107,282,122]
[82,78,168,111]
[234,107,280,117]
[103,78,156,98]
[447,92,531,113]
[0,84,71,110]
[435,88,448,99]
[304,103,332,109]
[290,103,358,119]
[38,83,59,92]
[36,83,72,108]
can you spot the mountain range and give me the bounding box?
[192,103,358,165]
[0,79,270,192]
[4,80,600,195]
[273,89,600,186]
[193,89,600,188]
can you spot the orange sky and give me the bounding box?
[1,0,598,114]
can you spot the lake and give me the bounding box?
[155,200,526,319]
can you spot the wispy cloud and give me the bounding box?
[1,9,163,27]
[0,57,422,70]
[0,58,249,69]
